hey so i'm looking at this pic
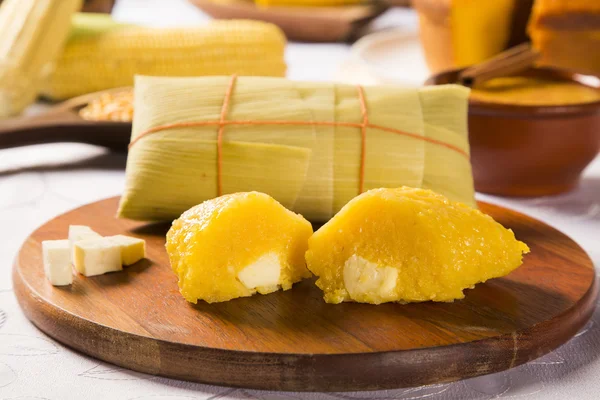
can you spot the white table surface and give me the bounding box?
[1,1,600,399]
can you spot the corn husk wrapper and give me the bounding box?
[0,0,83,118]
[118,76,475,222]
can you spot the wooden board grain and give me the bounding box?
[12,197,598,391]
[0,89,131,152]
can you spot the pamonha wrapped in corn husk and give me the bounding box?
[118,76,475,222]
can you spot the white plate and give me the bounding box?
[337,29,432,87]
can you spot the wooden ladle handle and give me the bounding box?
[459,43,540,86]
[0,110,131,152]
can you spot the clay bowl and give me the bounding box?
[427,68,600,197]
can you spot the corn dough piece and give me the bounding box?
[305,187,529,305]
[166,192,313,304]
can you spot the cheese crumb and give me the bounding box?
[68,225,101,263]
[42,240,73,286]
[106,235,146,266]
[73,237,122,277]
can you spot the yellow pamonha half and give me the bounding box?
[305,187,529,305]
[166,192,313,304]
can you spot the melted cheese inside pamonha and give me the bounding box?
[166,192,313,304]
[305,187,530,305]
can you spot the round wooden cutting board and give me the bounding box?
[13,197,598,392]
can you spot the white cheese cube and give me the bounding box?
[68,225,102,263]
[73,237,122,277]
[42,240,73,286]
[343,254,398,304]
[237,253,281,294]
[106,235,146,266]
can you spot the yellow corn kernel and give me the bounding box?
[42,19,287,100]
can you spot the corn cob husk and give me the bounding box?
[118,76,475,222]
[41,19,287,100]
[0,0,82,118]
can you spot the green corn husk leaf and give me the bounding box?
[0,0,83,118]
[121,138,311,221]
[419,85,474,203]
[68,13,133,42]
[118,76,475,222]
[292,82,336,221]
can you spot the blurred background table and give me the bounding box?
[0,0,599,399]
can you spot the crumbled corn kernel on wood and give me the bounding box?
[79,90,133,122]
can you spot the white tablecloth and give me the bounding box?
[1,1,600,398]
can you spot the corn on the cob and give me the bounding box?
[255,0,362,6]
[41,19,287,100]
[0,0,82,117]
[68,12,133,42]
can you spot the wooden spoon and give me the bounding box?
[0,89,131,152]
[459,43,541,87]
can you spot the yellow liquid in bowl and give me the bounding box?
[470,76,600,106]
